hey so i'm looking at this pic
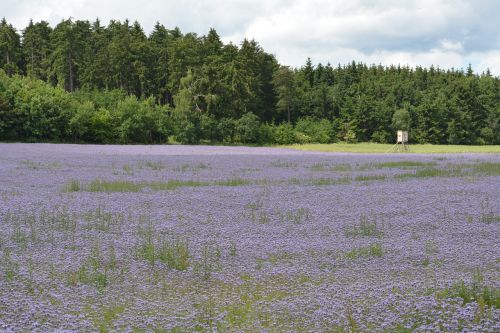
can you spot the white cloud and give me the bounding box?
[439,40,464,52]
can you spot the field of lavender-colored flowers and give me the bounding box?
[0,143,499,332]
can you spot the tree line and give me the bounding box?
[0,17,499,144]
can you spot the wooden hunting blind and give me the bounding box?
[397,130,408,144]
[389,130,409,152]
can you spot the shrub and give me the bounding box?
[274,123,297,144]
[295,117,333,143]
[236,112,261,144]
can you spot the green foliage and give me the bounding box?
[273,123,297,145]
[345,243,384,260]
[235,112,261,144]
[158,239,190,271]
[344,215,383,237]
[436,269,500,309]
[62,179,81,192]
[88,179,142,192]
[295,117,333,143]
[0,18,22,76]
[0,17,499,145]
[392,108,411,131]
[193,244,222,281]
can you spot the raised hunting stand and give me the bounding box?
[390,130,409,152]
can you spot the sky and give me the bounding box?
[3,0,500,75]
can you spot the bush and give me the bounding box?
[236,112,261,144]
[258,123,275,144]
[295,117,333,143]
[174,118,201,144]
[217,118,236,144]
[371,130,391,143]
[274,123,297,144]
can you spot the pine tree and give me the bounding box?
[273,66,296,123]
[0,18,22,76]
[22,20,52,80]
[50,19,91,91]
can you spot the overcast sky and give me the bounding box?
[4,0,500,75]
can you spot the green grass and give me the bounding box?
[308,177,352,186]
[344,215,383,237]
[310,163,353,172]
[149,180,210,190]
[214,178,252,186]
[395,166,464,179]
[472,162,500,176]
[269,161,298,168]
[65,178,254,193]
[62,179,81,192]
[157,239,190,271]
[435,270,500,309]
[282,143,500,154]
[345,243,384,260]
[373,161,438,168]
[88,179,142,192]
[142,160,165,170]
[354,174,387,182]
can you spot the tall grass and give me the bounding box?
[62,178,256,193]
[62,179,81,192]
[374,161,437,168]
[283,143,500,154]
[88,179,142,192]
[345,243,384,260]
[345,215,383,237]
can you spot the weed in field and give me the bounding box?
[354,174,387,182]
[472,162,500,176]
[75,178,257,193]
[479,197,500,224]
[345,243,384,260]
[62,179,81,192]
[270,161,298,168]
[374,161,437,169]
[258,211,270,224]
[344,215,383,237]
[122,164,134,175]
[331,164,353,172]
[310,162,328,171]
[93,304,126,333]
[193,244,222,281]
[214,178,251,186]
[20,160,61,170]
[84,205,124,232]
[310,162,353,172]
[395,165,464,179]
[149,180,210,190]
[69,242,114,290]
[420,257,431,267]
[2,249,19,281]
[309,177,352,186]
[143,160,165,170]
[425,240,439,255]
[436,269,500,310]
[136,220,190,271]
[158,238,190,271]
[173,163,210,172]
[88,179,142,192]
[229,242,237,257]
[282,208,311,224]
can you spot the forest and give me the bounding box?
[0,17,499,145]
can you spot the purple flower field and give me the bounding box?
[0,143,499,332]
